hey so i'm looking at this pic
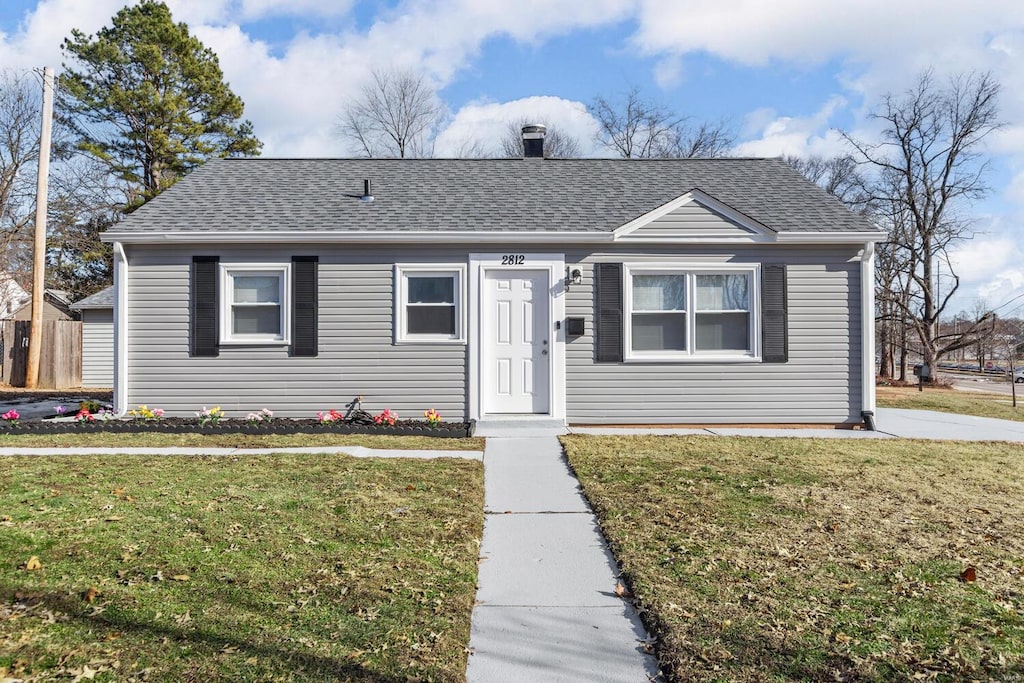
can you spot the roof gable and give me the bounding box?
[613,189,774,242]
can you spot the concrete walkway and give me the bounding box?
[466,435,661,682]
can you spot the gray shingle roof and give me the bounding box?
[71,286,114,309]
[110,157,874,235]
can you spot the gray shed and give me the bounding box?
[100,146,885,427]
[71,286,114,388]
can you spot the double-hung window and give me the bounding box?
[395,265,466,343]
[631,273,688,352]
[220,264,291,344]
[625,265,758,360]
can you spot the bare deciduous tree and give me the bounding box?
[590,86,733,158]
[339,67,444,158]
[0,70,42,286]
[783,154,870,209]
[1,70,120,301]
[846,70,1001,374]
[498,118,582,158]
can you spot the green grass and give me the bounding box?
[0,453,484,681]
[562,434,1024,682]
[0,431,485,450]
[877,385,1024,421]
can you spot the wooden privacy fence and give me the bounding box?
[1,320,82,389]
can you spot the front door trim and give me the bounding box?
[468,252,565,423]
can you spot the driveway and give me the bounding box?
[875,407,1024,441]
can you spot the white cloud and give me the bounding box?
[0,0,124,70]
[732,96,850,158]
[652,55,683,89]
[950,235,1017,282]
[1006,171,1024,205]
[236,0,355,21]
[946,221,1024,314]
[434,95,601,157]
[632,0,1024,71]
[1,0,635,157]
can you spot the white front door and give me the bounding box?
[482,269,550,414]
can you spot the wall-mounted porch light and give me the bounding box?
[565,267,582,291]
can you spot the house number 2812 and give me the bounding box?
[501,254,525,265]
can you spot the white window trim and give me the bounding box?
[219,263,291,345]
[394,264,467,344]
[623,263,761,362]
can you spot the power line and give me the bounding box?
[990,291,1024,315]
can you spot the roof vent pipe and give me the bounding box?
[522,123,546,159]
[360,179,374,202]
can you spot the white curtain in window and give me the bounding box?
[633,274,686,311]
[696,274,748,311]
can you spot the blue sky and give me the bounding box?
[2,0,1023,315]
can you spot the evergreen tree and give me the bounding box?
[60,1,261,207]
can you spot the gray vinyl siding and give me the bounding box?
[564,245,862,425]
[629,202,758,238]
[81,309,114,387]
[123,243,863,424]
[124,245,467,418]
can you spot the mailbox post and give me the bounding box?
[916,363,931,392]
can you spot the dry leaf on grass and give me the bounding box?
[83,587,100,603]
[170,574,190,582]
[615,581,634,598]
[24,556,42,571]
[960,566,977,582]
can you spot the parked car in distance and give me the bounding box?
[1014,368,1024,384]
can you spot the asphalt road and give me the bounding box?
[942,372,1022,397]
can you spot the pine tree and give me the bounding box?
[60,0,262,208]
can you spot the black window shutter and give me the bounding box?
[595,263,623,363]
[291,256,318,357]
[762,264,788,363]
[190,256,219,357]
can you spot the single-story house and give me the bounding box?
[100,128,885,426]
[70,286,115,388]
[7,288,76,321]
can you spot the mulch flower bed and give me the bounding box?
[0,417,476,438]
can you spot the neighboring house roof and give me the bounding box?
[103,157,878,240]
[71,286,115,310]
[47,289,72,307]
[9,288,77,321]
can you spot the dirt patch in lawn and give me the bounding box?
[563,435,1024,682]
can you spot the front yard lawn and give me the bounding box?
[563,435,1024,682]
[0,452,483,681]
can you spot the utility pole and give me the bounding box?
[25,66,54,389]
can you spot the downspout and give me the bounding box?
[860,241,877,430]
[113,242,129,417]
